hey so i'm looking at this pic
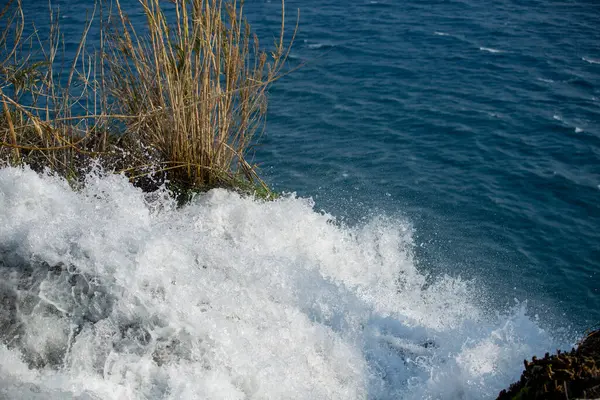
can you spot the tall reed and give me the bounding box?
[0,0,103,179]
[0,0,296,195]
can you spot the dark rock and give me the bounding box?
[497,329,600,399]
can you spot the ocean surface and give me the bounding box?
[249,0,600,326]
[1,0,599,398]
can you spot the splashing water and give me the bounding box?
[0,166,563,399]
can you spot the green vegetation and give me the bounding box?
[0,0,297,200]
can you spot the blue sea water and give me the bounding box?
[247,0,600,327]
[1,0,599,398]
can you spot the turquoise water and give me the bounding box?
[1,0,599,398]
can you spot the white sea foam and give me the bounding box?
[434,31,450,36]
[582,56,600,65]
[0,166,562,399]
[308,43,334,50]
[479,47,503,54]
[553,115,584,133]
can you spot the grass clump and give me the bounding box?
[0,0,296,199]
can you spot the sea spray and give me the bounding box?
[0,166,563,399]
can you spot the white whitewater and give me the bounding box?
[0,166,562,399]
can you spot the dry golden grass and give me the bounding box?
[0,0,296,196]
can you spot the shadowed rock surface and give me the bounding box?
[497,329,600,399]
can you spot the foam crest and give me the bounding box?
[0,166,561,399]
[582,56,600,65]
[479,47,504,54]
